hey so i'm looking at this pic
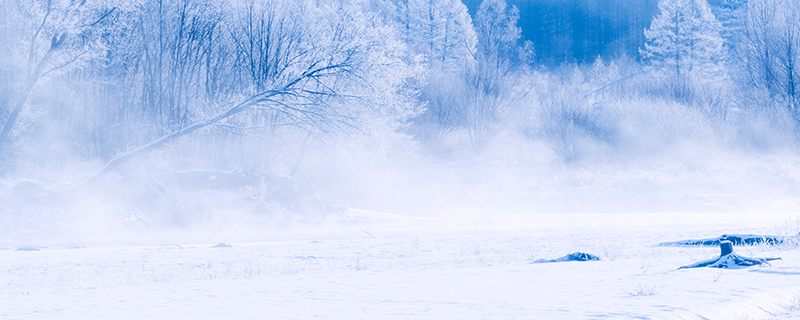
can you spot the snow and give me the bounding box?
[2,212,800,319]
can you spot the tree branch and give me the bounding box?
[85,59,354,181]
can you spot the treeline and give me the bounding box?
[0,0,416,174]
[0,0,799,226]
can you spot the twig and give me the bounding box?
[360,228,375,239]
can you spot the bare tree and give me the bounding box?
[773,2,800,118]
[739,0,779,94]
[737,0,800,121]
[475,0,521,71]
[91,0,415,177]
[135,0,224,135]
[0,0,117,155]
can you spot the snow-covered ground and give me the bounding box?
[2,211,800,319]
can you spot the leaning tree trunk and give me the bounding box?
[0,80,35,153]
[85,61,352,183]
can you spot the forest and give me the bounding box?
[1,0,799,240]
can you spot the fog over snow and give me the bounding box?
[2,0,800,319]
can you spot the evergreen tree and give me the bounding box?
[641,0,725,78]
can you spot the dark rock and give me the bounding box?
[531,252,601,263]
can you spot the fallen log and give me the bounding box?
[658,233,789,247]
[679,240,781,269]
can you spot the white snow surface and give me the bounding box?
[2,211,800,319]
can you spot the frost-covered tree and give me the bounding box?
[0,0,124,157]
[641,0,725,78]
[712,0,747,44]
[393,0,477,68]
[475,0,521,69]
[737,0,800,121]
[95,0,419,174]
[134,0,225,135]
[436,0,529,149]
[772,2,800,116]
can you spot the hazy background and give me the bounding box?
[1,0,799,245]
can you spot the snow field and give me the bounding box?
[2,212,800,319]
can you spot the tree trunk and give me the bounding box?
[719,240,733,256]
[0,80,36,153]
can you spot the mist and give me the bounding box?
[2,0,800,248]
